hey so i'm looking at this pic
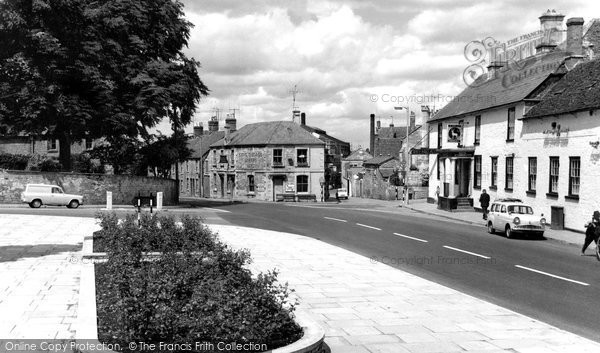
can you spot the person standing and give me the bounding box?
[582,211,600,255]
[479,189,490,220]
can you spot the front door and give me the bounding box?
[272,176,284,201]
[459,159,471,197]
[219,174,225,198]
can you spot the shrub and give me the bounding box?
[0,153,29,170]
[72,153,104,173]
[95,213,302,352]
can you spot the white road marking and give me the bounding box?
[443,246,491,259]
[203,207,231,213]
[515,265,590,286]
[393,232,428,243]
[324,217,347,222]
[356,223,381,231]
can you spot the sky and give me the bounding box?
[163,0,600,149]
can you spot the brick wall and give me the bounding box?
[0,170,177,205]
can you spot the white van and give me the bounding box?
[21,184,84,208]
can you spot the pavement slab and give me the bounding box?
[213,224,600,353]
[0,215,99,339]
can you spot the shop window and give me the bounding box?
[296,175,308,193]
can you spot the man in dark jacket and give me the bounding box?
[479,189,490,220]
[582,210,600,255]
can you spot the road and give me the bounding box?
[2,200,599,342]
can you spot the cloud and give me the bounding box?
[161,0,600,149]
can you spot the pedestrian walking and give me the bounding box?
[479,189,490,220]
[581,210,600,256]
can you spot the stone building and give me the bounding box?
[360,156,401,200]
[341,147,373,197]
[298,112,350,188]
[172,116,225,198]
[0,128,96,157]
[427,13,600,229]
[208,121,325,201]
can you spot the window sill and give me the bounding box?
[489,186,497,191]
[546,192,558,199]
[565,195,579,201]
[525,190,536,196]
[504,188,513,192]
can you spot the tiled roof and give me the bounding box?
[301,125,349,146]
[429,52,566,121]
[524,59,600,118]
[343,149,373,162]
[210,121,325,147]
[377,126,409,139]
[364,156,397,167]
[187,131,225,159]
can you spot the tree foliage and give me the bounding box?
[0,0,208,170]
[139,132,191,179]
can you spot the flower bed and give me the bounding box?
[94,213,303,352]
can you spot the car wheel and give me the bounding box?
[505,225,513,238]
[31,199,42,208]
[487,222,495,234]
[68,200,80,209]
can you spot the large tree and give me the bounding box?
[0,0,208,170]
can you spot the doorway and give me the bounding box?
[458,159,471,197]
[272,176,284,201]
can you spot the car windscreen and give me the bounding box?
[508,205,533,214]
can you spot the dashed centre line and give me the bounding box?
[443,246,491,259]
[393,232,428,243]
[515,265,590,286]
[356,223,381,231]
[324,216,347,223]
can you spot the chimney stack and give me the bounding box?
[369,114,375,154]
[193,123,204,137]
[376,120,381,130]
[224,126,230,144]
[566,17,584,56]
[208,116,219,132]
[410,111,416,130]
[487,61,505,79]
[536,9,565,53]
[301,112,306,126]
[225,114,237,132]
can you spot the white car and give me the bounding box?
[487,199,545,238]
[337,188,348,199]
[21,184,84,209]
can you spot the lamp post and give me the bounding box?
[394,106,410,205]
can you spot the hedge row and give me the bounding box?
[95,213,302,352]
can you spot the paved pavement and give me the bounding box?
[214,224,600,353]
[0,215,99,339]
[0,207,596,352]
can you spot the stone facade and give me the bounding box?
[0,170,177,205]
[209,145,325,201]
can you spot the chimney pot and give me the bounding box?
[193,124,204,137]
[566,17,585,57]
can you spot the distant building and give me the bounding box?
[208,121,325,201]
[0,126,96,158]
[172,116,225,198]
[298,112,350,188]
[341,147,373,197]
[361,156,401,200]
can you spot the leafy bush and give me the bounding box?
[72,152,104,173]
[0,153,29,170]
[95,213,302,352]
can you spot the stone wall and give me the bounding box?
[0,170,178,205]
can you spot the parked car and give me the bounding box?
[21,184,84,209]
[487,200,545,238]
[336,188,348,199]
